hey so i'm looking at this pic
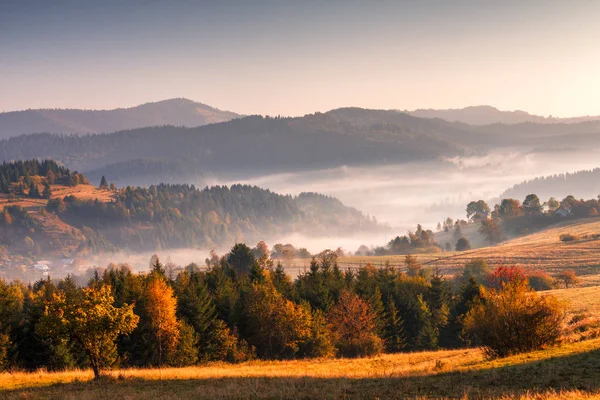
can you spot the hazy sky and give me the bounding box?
[1,0,599,116]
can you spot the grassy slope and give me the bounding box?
[1,338,600,399]
[333,217,600,277]
[0,184,113,211]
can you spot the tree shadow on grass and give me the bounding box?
[2,348,599,399]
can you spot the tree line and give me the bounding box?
[0,243,566,378]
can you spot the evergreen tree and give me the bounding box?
[99,176,109,189]
[28,182,40,198]
[382,296,406,352]
[42,182,52,199]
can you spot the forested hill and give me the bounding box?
[3,108,600,187]
[500,168,600,201]
[408,105,600,125]
[0,182,383,257]
[0,114,463,177]
[0,98,240,139]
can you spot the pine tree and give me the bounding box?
[99,176,109,189]
[28,182,40,198]
[42,182,52,199]
[382,296,406,352]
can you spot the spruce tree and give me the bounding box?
[28,182,40,198]
[382,296,406,352]
[42,182,52,199]
[99,176,109,189]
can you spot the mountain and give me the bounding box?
[3,106,600,187]
[0,112,464,183]
[0,98,240,138]
[408,105,600,125]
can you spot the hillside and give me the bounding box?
[2,108,600,188]
[0,166,383,263]
[0,99,240,139]
[2,337,599,399]
[501,168,600,202]
[0,114,464,181]
[408,105,600,125]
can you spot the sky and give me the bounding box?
[1,0,600,117]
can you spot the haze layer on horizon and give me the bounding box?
[2,0,599,117]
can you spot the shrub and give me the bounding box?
[527,270,556,291]
[455,237,472,251]
[483,266,526,290]
[560,233,579,242]
[462,280,566,358]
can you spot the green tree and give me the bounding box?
[42,181,52,199]
[28,182,40,198]
[455,237,471,251]
[466,200,490,222]
[479,218,503,244]
[227,243,258,275]
[545,197,560,213]
[37,285,139,379]
[99,176,109,189]
[405,254,421,277]
[523,194,543,214]
[382,296,406,352]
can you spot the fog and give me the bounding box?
[216,148,600,235]
[8,148,600,283]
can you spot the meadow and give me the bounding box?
[325,218,600,277]
[1,337,599,399]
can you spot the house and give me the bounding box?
[34,263,50,276]
[555,207,570,217]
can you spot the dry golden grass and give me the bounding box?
[325,218,600,278]
[2,338,600,399]
[0,184,113,211]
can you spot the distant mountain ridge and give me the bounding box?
[0,98,240,138]
[407,105,600,125]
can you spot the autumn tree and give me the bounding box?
[37,285,139,379]
[557,270,578,288]
[0,279,23,370]
[144,277,181,366]
[240,280,312,359]
[499,198,522,218]
[327,290,383,357]
[463,278,566,357]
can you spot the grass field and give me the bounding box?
[0,184,113,211]
[319,218,600,278]
[1,337,599,399]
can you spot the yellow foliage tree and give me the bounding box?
[463,279,566,357]
[38,285,139,379]
[145,277,181,366]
